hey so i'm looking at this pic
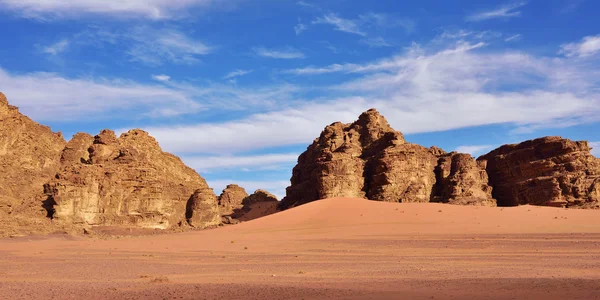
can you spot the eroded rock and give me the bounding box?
[479,137,600,208]
[218,184,248,216]
[46,129,221,229]
[0,92,66,223]
[281,109,495,209]
[433,153,496,206]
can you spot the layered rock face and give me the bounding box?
[281,109,495,209]
[0,92,66,220]
[45,129,221,229]
[432,153,496,206]
[218,184,248,216]
[479,137,600,208]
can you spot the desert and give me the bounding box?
[2,91,600,299]
[2,1,600,299]
[2,198,600,299]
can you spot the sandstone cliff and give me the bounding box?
[281,109,495,209]
[0,92,67,236]
[479,137,600,208]
[45,129,221,229]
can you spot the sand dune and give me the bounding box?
[2,198,600,299]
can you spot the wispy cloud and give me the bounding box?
[143,39,600,155]
[294,23,308,35]
[360,37,392,48]
[152,74,171,82]
[467,2,528,22]
[126,27,212,65]
[0,0,224,20]
[504,34,522,42]
[0,68,201,121]
[313,13,367,36]
[311,12,414,38]
[42,39,69,55]
[53,26,212,66]
[296,1,320,11]
[455,145,494,156]
[254,47,305,59]
[223,69,253,80]
[560,34,600,58]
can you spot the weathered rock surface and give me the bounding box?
[218,184,248,216]
[281,109,495,209]
[432,153,496,206]
[0,92,67,236]
[233,190,280,222]
[45,129,221,229]
[186,188,221,228]
[479,137,600,208]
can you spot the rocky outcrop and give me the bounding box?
[479,137,600,208]
[281,109,495,209]
[186,188,221,228]
[218,184,248,216]
[0,92,66,228]
[432,153,496,206]
[45,129,221,229]
[233,190,280,222]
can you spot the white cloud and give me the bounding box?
[48,26,212,66]
[296,1,319,10]
[42,39,69,55]
[253,47,305,59]
[504,34,522,42]
[590,142,600,157]
[294,23,308,35]
[360,37,392,48]
[208,180,290,200]
[125,27,212,65]
[454,145,494,156]
[0,68,201,121]
[0,0,224,20]
[152,74,171,82]
[223,69,253,80]
[560,35,600,58]
[143,40,600,155]
[313,13,366,36]
[143,97,367,154]
[182,153,299,171]
[467,2,528,22]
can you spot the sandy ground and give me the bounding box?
[1,197,600,300]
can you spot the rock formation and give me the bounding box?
[45,129,221,229]
[432,153,496,206]
[233,190,280,222]
[218,184,248,216]
[0,92,66,235]
[281,109,495,209]
[479,137,600,208]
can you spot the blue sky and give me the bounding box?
[1,0,599,198]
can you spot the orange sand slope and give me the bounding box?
[2,198,600,300]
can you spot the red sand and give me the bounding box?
[2,197,600,299]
